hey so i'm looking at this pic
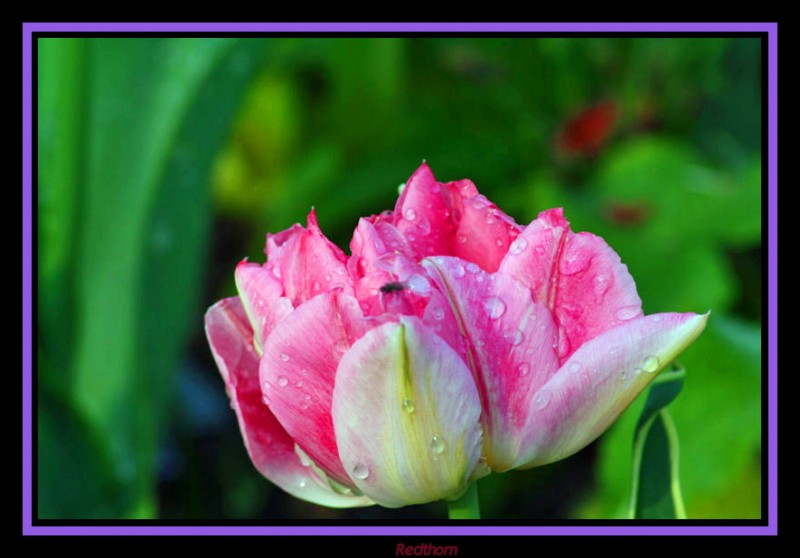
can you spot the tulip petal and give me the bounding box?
[205,298,372,507]
[264,209,354,307]
[393,163,458,259]
[392,163,521,270]
[453,194,522,272]
[332,317,484,507]
[422,256,559,471]
[514,312,709,468]
[234,260,292,352]
[260,291,368,487]
[500,208,642,362]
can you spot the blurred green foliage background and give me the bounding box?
[37,37,762,520]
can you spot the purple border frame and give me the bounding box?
[22,21,777,536]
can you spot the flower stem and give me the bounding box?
[447,482,480,520]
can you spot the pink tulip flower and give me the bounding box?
[205,163,708,509]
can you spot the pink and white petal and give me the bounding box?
[265,209,354,307]
[332,317,483,508]
[514,312,709,469]
[500,208,642,363]
[422,256,560,471]
[204,297,372,508]
[260,291,368,487]
[453,194,523,273]
[393,163,458,259]
[234,260,291,352]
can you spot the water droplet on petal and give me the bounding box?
[417,216,431,235]
[277,376,289,387]
[433,307,445,321]
[404,208,417,221]
[298,480,307,488]
[560,254,589,276]
[483,296,506,319]
[457,234,468,244]
[641,355,660,373]
[615,305,640,321]
[430,436,447,454]
[466,262,480,274]
[295,380,304,388]
[592,275,610,302]
[618,370,628,382]
[652,315,662,323]
[407,274,431,295]
[402,398,415,413]
[261,395,270,405]
[325,273,332,282]
[535,244,546,255]
[350,462,369,480]
[534,390,550,410]
[453,264,466,278]
[486,213,496,224]
[495,238,504,247]
[280,353,290,362]
[441,209,450,219]
[509,237,528,255]
[313,280,321,292]
[504,328,524,345]
[517,363,531,376]
[569,362,582,375]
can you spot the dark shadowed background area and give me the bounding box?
[37,37,762,520]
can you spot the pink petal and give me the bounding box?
[204,298,372,507]
[264,209,354,307]
[390,163,522,271]
[332,316,484,507]
[393,163,458,259]
[422,256,560,471]
[234,260,292,352]
[499,208,642,363]
[453,194,522,272]
[514,312,709,469]
[260,291,369,487]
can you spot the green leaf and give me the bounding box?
[37,38,86,394]
[630,365,686,519]
[63,38,265,517]
[38,385,129,518]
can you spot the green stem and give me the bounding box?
[447,482,480,520]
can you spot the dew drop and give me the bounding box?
[534,390,550,410]
[483,296,506,319]
[433,307,445,321]
[417,216,431,235]
[457,234,468,244]
[652,315,662,323]
[486,213,496,224]
[592,275,610,302]
[517,363,531,376]
[495,238,504,247]
[535,245,546,254]
[404,208,417,221]
[351,462,369,480]
[402,398,415,413]
[509,237,528,255]
[295,380,304,388]
[277,376,289,387]
[618,370,628,382]
[453,264,466,278]
[466,262,480,274]
[560,254,589,276]
[299,400,310,410]
[441,209,451,219]
[407,274,431,295]
[298,480,307,488]
[569,362,582,375]
[313,280,321,292]
[261,394,270,405]
[504,328,525,346]
[641,355,660,373]
[615,305,640,321]
[430,435,447,454]
[257,298,265,308]
[325,273,332,282]
[280,353,290,362]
